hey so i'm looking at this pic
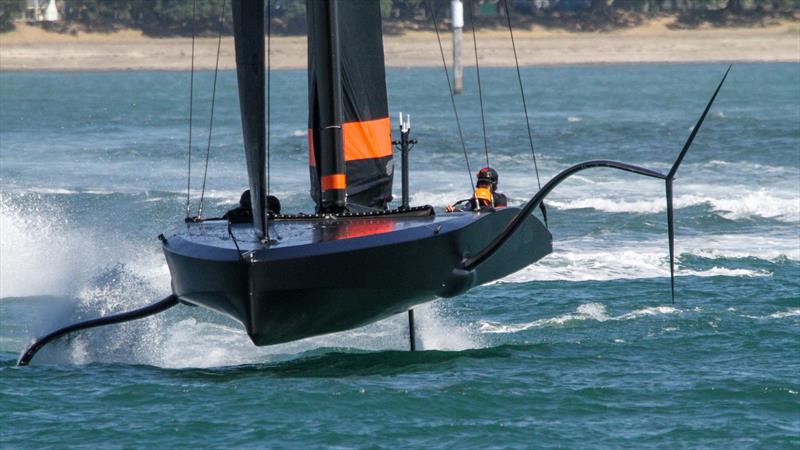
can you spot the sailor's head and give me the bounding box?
[476,167,498,191]
[239,189,281,215]
[240,189,252,209]
[267,195,281,215]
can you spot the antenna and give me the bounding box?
[399,112,410,133]
[394,112,416,209]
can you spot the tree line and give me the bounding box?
[1,0,797,35]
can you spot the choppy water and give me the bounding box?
[1,63,798,448]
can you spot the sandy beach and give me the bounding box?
[1,19,798,71]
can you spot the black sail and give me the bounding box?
[307,0,393,212]
[232,0,267,237]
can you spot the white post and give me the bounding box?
[451,0,464,94]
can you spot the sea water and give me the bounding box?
[1,63,798,448]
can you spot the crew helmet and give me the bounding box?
[476,167,498,190]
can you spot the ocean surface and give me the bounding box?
[1,63,798,448]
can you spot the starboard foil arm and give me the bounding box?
[462,160,667,271]
[17,295,179,366]
[463,66,732,304]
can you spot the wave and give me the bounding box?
[478,303,679,333]
[546,190,799,223]
[497,233,797,284]
[705,160,792,174]
[742,308,800,320]
[479,304,800,335]
[1,187,299,209]
[768,308,800,319]
[28,187,79,195]
[679,234,799,261]
[0,184,118,196]
[501,253,772,284]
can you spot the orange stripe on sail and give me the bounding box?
[342,117,392,161]
[321,174,346,191]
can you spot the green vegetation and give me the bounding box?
[2,0,797,36]
[59,0,232,35]
[0,0,26,32]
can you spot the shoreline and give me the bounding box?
[2,59,796,74]
[1,21,798,71]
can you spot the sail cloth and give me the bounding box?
[307,0,394,212]
[232,0,267,237]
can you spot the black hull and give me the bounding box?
[163,208,551,346]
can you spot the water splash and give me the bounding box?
[1,193,100,297]
[145,301,484,369]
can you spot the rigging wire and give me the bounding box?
[502,0,541,192]
[502,0,547,226]
[428,0,477,197]
[227,218,245,261]
[265,0,272,244]
[266,0,271,203]
[185,0,197,218]
[197,0,227,218]
[467,0,490,168]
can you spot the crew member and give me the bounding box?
[445,167,508,212]
[224,189,281,223]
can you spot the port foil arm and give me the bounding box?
[17,295,179,366]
